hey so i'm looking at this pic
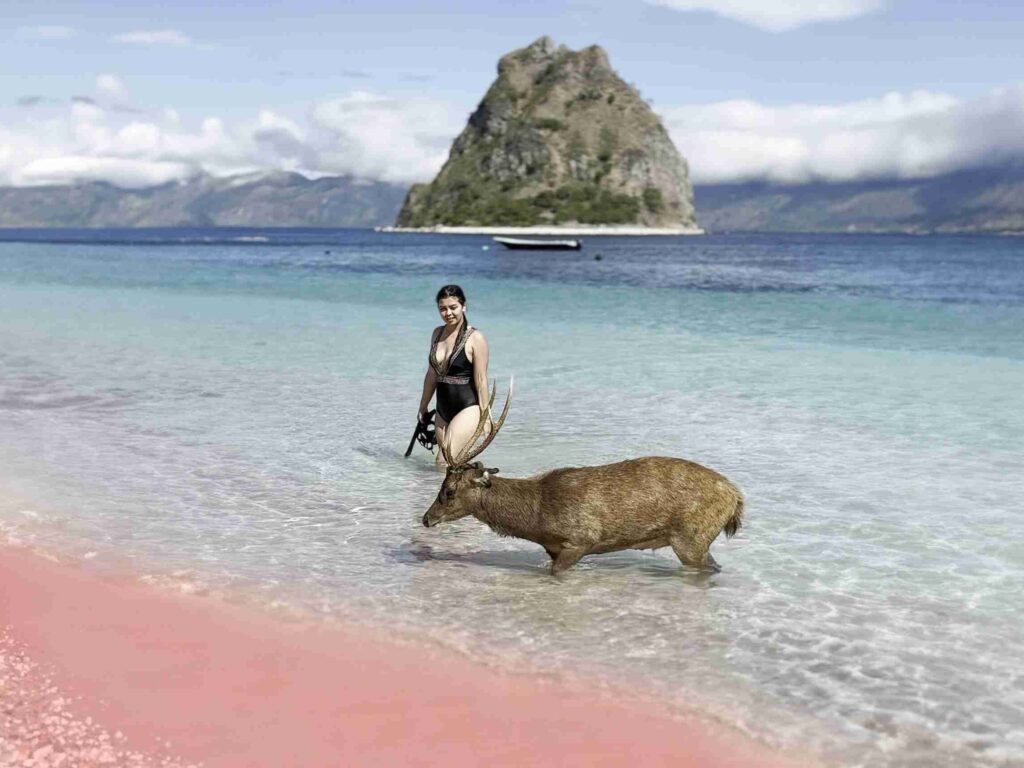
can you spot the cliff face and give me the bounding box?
[397,37,696,228]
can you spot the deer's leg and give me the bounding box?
[543,546,560,561]
[550,545,586,575]
[669,535,719,572]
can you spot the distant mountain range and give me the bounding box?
[694,166,1024,234]
[0,171,406,229]
[2,165,1024,233]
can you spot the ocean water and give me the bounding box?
[1,229,1022,767]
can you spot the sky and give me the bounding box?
[2,0,1024,188]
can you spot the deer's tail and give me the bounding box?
[723,493,744,538]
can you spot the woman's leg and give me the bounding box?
[433,414,449,468]
[444,405,490,464]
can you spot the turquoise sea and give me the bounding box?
[1,229,1022,767]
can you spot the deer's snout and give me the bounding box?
[422,512,433,527]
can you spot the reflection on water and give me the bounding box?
[1,232,1023,767]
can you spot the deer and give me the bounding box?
[421,378,745,575]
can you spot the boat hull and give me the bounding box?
[493,236,582,251]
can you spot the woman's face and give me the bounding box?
[437,296,465,326]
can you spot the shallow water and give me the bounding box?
[1,229,1023,766]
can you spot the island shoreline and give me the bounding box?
[378,225,705,236]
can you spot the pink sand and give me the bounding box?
[0,545,807,767]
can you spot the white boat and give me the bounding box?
[493,236,582,251]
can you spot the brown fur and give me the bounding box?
[423,456,744,574]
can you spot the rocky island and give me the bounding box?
[394,37,701,234]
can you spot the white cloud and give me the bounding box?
[17,157,191,188]
[3,82,1024,191]
[18,26,76,40]
[112,29,192,47]
[646,0,884,31]
[0,102,238,188]
[96,74,127,99]
[662,86,1024,184]
[0,91,463,188]
[310,92,464,184]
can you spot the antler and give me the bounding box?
[452,376,514,467]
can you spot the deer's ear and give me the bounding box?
[487,467,500,475]
[472,461,484,470]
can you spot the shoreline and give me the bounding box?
[0,542,808,767]
[377,225,705,236]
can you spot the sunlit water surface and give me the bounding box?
[1,230,1023,766]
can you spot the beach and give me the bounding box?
[0,542,800,767]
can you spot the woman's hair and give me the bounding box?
[435,284,467,305]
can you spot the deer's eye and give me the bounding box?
[439,486,455,505]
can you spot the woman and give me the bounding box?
[417,285,490,466]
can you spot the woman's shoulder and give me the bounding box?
[430,325,445,341]
[467,327,486,345]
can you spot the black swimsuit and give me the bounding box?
[431,324,478,423]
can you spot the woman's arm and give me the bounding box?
[469,331,491,421]
[418,367,437,421]
[419,329,440,420]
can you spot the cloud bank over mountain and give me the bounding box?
[1,83,463,188]
[2,80,1023,189]
[664,85,1024,183]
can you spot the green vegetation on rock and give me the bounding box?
[402,178,641,227]
[534,118,565,132]
[643,186,664,214]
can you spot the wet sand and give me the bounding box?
[0,544,806,767]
